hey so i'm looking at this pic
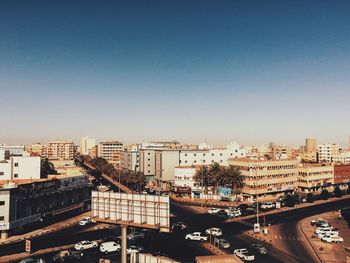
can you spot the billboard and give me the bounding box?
[218,187,232,200]
[91,191,170,232]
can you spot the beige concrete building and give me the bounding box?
[47,140,74,160]
[228,158,298,198]
[139,149,156,180]
[300,151,317,163]
[155,150,180,186]
[98,141,123,164]
[305,138,317,152]
[297,164,334,194]
[27,143,47,157]
[80,136,96,155]
[318,143,341,163]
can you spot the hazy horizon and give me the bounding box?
[1,1,350,147]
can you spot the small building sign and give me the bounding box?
[25,239,31,253]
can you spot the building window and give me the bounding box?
[0,216,4,221]
[0,172,4,176]
[14,163,18,167]
[194,154,196,156]
[148,164,150,167]
[148,170,150,173]
[0,201,4,205]
[14,173,18,178]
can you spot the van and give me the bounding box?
[99,241,121,253]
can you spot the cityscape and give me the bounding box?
[1,1,350,263]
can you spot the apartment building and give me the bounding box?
[47,141,74,160]
[155,150,180,186]
[306,138,317,152]
[297,164,334,194]
[27,143,47,157]
[174,166,200,189]
[80,136,96,155]
[139,149,156,181]
[318,143,340,163]
[228,158,298,198]
[331,151,350,164]
[98,141,123,164]
[0,156,41,180]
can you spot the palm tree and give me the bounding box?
[194,166,210,194]
[216,165,244,193]
[208,162,221,194]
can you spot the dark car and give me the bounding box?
[237,204,250,211]
[241,208,256,216]
[171,222,188,231]
[53,250,84,262]
[251,243,268,255]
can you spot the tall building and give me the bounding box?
[228,158,298,198]
[47,141,74,160]
[98,141,123,164]
[80,136,96,155]
[305,138,317,152]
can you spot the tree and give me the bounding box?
[284,194,296,207]
[216,166,244,190]
[320,189,329,200]
[194,166,211,194]
[208,162,222,193]
[40,158,57,178]
[333,186,343,198]
[306,193,314,203]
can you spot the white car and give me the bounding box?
[205,228,222,237]
[127,245,144,254]
[99,241,121,253]
[79,217,93,226]
[228,210,241,218]
[261,202,275,210]
[74,240,98,251]
[224,207,236,214]
[321,235,343,243]
[185,232,208,241]
[316,231,339,239]
[234,248,255,261]
[208,208,221,214]
[315,227,337,235]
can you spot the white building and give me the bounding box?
[174,166,199,189]
[0,156,41,180]
[318,143,341,163]
[0,145,25,160]
[331,151,350,164]
[179,142,245,166]
[80,136,96,155]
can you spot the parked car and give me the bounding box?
[227,210,241,218]
[20,258,45,263]
[261,202,275,210]
[217,238,231,249]
[208,208,221,214]
[79,217,94,226]
[99,241,121,254]
[127,232,145,240]
[316,231,339,239]
[233,248,255,261]
[205,227,222,237]
[241,208,256,216]
[237,204,250,211]
[185,232,208,241]
[321,235,343,243]
[311,218,327,226]
[251,243,268,254]
[315,227,337,235]
[224,207,236,214]
[171,222,188,231]
[53,250,84,262]
[127,245,144,254]
[74,240,98,250]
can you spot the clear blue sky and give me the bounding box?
[1,0,350,147]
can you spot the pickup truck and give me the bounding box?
[53,250,84,262]
[234,248,255,261]
[185,232,208,241]
[321,235,343,243]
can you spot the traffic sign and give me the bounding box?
[25,239,31,253]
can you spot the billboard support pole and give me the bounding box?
[121,224,127,263]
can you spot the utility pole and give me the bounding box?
[121,225,127,263]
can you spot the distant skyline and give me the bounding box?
[1,1,350,147]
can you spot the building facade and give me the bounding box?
[228,158,298,198]
[47,141,74,160]
[0,172,90,240]
[155,150,180,186]
[80,136,96,155]
[318,143,341,163]
[297,164,334,194]
[0,156,41,181]
[27,143,47,157]
[98,141,123,164]
[305,138,317,152]
[334,164,350,184]
[121,150,139,171]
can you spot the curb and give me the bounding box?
[298,221,322,263]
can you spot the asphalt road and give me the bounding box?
[6,197,350,263]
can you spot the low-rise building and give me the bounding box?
[0,145,25,160]
[334,164,350,184]
[297,164,334,194]
[228,158,298,198]
[0,168,90,240]
[0,156,41,180]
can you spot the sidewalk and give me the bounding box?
[299,211,350,263]
[0,212,91,245]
